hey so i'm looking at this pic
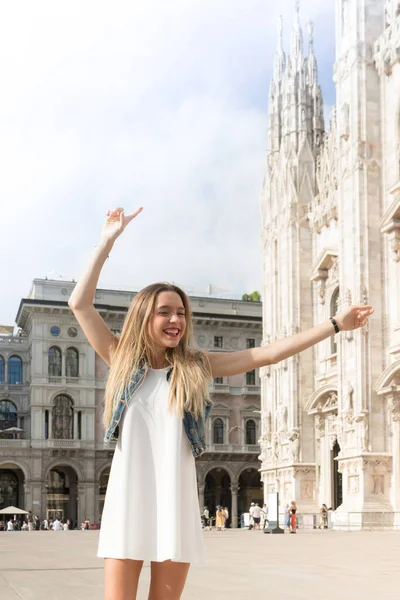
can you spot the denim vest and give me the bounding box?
[104,364,212,457]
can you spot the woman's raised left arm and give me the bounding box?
[205,305,374,378]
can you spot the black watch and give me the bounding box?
[329,317,340,334]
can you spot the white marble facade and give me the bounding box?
[260,0,400,527]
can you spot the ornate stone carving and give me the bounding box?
[288,428,300,462]
[360,285,368,305]
[276,404,288,434]
[388,399,400,421]
[262,411,272,443]
[345,381,354,412]
[356,411,369,452]
[326,392,338,408]
[315,415,325,440]
[340,102,350,140]
[389,232,400,262]
[300,479,314,500]
[272,433,280,465]
[372,473,385,495]
[348,475,360,495]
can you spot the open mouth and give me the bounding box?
[163,328,180,338]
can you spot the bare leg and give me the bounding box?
[104,558,144,600]
[148,560,190,600]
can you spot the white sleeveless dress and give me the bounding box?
[97,367,204,563]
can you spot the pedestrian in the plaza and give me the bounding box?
[68,206,373,600]
[28,520,34,531]
[252,503,261,530]
[202,506,211,530]
[6,518,14,531]
[260,503,268,530]
[248,502,255,530]
[52,518,63,531]
[222,507,229,529]
[215,506,224,531]
[43,518,49,530]
[319,504,328,529]
[283,504,290,529]
[289,501,297,534]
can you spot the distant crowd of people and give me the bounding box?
[0,515,93,531]
[200,500,331,533]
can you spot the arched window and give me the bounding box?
[66,347,79,377]
[331,288,340,355]
[0,355,4,384]
[48,346,62,377]
[0,471,19,509]
[213,418,224,444]
[0,400,18,432]
[8,356,22,384]
[52,395,74,440]
[246,419,256,445]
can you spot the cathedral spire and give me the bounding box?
[273,13,286,81]
[291,0,303,66]
[307,20,318,86]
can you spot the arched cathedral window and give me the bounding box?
[66,347,79,377]
[48,346,62,377]
[52,395,74,440]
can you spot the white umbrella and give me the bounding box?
[2,427,24,439]
[0,505,29,515]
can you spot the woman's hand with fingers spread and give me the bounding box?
[100,207,143,244]
[334,305,374,332]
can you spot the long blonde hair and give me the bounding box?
[103,282,211,430]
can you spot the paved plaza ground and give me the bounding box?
[0,529,399,599]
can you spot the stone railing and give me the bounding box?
[296,511,400,531]
[0,439,31,448]
[30,440,96,449]
[0,336,26,344]
[206,444,260,454]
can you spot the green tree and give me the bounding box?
[242,291,261,302]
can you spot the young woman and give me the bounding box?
[68,207,374,600]
[215,507,224,531]
[289,500,297,534]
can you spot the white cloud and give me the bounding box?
[1,0,335,326]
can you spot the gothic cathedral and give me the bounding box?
[260,0,400,528]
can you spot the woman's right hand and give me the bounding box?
[100,207,143,244]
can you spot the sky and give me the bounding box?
[1,0,336,328]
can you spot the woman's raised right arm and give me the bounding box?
[68,207,142,366]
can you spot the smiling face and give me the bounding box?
[148,290,187,351]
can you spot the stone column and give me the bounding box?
[198,484,205,511]
[388,396,400,511]
[73,411,78,440]
[48,410,52,439]
[231,484,239,528]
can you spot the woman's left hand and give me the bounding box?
[334,305,374,332]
